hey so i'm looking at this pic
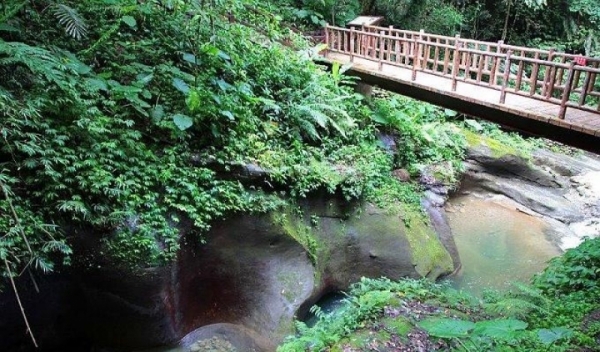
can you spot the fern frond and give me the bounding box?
[51,4,88,40]
[297,104,329,128]
[484,298,545,318]
[510,282,550,306]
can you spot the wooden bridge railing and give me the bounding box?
[324,25,600,119]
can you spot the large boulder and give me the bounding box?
[461,135,600,249]
[0,194,457,352]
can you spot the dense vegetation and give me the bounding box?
[279,237,600,351]
[0,0,473,280]
[275,0,600,56]
[2,1,598,351]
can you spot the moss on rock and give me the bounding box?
[463,129,526,159]
[401,208,454,279]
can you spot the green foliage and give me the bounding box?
[0,0,475,281]
[278,278,436,352]
[371,95,467,174]
[533,237,600,296]
[280,236,600,351]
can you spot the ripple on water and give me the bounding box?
[446,194,561,296]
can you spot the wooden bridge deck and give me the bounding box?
[326,52,600,135]
[322,24,600,152]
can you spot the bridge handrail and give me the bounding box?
[324,24,600,118]
[360,24,600,66]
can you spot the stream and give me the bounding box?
[445,192,562,296]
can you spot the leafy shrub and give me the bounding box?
[533,237,600,296]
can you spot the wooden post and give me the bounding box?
[559,61,576,119]
[412,32,420,81]
[463,47,471,82]
[500,50,513,104]
[490,40,503,86]
[350,27,355,62]
[442,38,451,75]
[394,31,401,64]
[403,32,409,65]
[515,50,524,92]
[419,29,425,70]
[360,25,365,56]
[529,52,540,96]
[476,50,485,83]
[451,35,461,91]
[542,49,555,97]
[546,64,557,99]
[379,30,385,70]
[324,25,330,57]
[579,70,592,107]
[433,37,440,72]
[387,25,394,62]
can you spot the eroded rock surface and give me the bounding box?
[0,194,457,352]
[461,141,600,250]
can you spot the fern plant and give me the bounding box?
[50,3,88,40]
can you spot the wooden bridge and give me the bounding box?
[321,23,600,153]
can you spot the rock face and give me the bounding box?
[0,194,457,352]
[462,139,600,250]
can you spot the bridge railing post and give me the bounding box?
[350,26,355,62]
[324,24,330,56]
[489,40,503,86]
[559,61,576,119]
[379,30,385,70]
[500,50,513,104]
[542,48,556,97]
[411,30,424,81]
[451,34,461,91]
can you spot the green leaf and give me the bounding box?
[172,78,190,94]
[183,53,197,65]
[464,119,483,131]
[217,50,231,61]
[122,16,137,28]
[136,73,154,85]
[215,79,232,91]
[417,318,475,338]
[186,91,201,112]
[444,109,458,117]
[220,110,235,121]
[472,319,527,340]
[86,78,108,91]
[0,24,20,32]
[537,327,573,345]
[150,105,165,121]
[173,114,193,130]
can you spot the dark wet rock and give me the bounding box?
[467,145,565,188]
[378,134,397,153]
[0,194,457,352]
[180,324,270,352]
[459,141,600,250]
[463,167,584,223]
[422,197,461,275]
[462,144,600,223]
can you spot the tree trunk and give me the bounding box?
[502,0,512,42]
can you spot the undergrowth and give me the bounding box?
[279,238,600,351]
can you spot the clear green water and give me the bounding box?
[446,194,561,296]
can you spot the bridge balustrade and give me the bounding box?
[324,25,600,119]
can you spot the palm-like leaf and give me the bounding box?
[51,4,88,40]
